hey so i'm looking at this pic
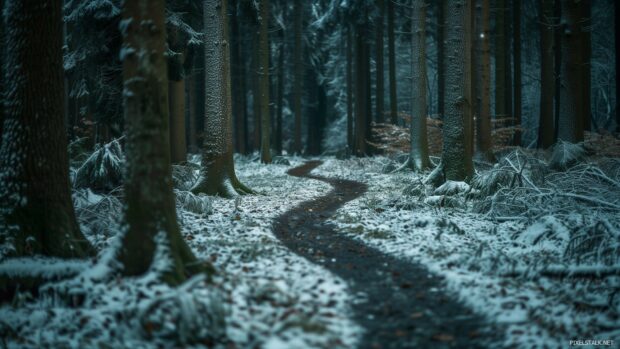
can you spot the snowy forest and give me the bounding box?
[0,0,619,347]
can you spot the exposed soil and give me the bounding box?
[273,161,500,349]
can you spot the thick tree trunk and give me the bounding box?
[477,0,494,160]
[375,0,385,123]
[410,0,430,170]
[442,0,473,181]
[119,0,204,285]
[538,0,555,148]
[346,24,354,151]
[553,0,562,142]
[293,0,303,153]
[259,0,272,163]
[387,0,398,124]
[0,0,92,258]
[192,0,253,198]
[437,1,445,119]
[557,0,587,143]
[513,0,521,146]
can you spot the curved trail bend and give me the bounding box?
[273,161,497,349]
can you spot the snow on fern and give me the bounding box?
[74,138,124,192]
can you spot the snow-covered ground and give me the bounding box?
[0,155,361,349]
[314,155,620,348]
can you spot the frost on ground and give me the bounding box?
[0,153,361,349]
[315,151,620,348]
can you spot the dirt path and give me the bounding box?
[273,161,498,349]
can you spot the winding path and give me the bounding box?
[273,161,497,348]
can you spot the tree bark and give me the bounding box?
[167,27,187,164]
[346,24,354,151]
[231,0,247,155]
[494,0,508,120]
[387,0,398,124]
[119,0,205,285]
[437,1,445,119]
[192,0,253,198]
[512,0,521,146]
[442,0,473,181]
[375,0,385,123]
[614,1,620,134]
[410,0,430,170]
[354,25,368,156]
[553,0,561,142]
[0,0,92,258]
[275,40,284,155]
[557,0,588,143]
[259,0,272,163]
[293,0,303,153]
[0,0,4,136]
[187,73,198,153]
[252,30,261,152]
[477,0,494,160]
[538,0,555,148]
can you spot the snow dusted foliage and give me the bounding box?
[549,140,588,170]
[74,138,124,192]
[0,157,360,348]
[315,155,620,348]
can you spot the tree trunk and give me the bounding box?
[512,0,521,146]
[614,1,620,134]
[187,73,198,153]
[276,41,284,155]
[259,0,272,163]
[167,28,187,164]
[375,0,385,123]
[354,25,368,156]
[477,0,494,160]
[580,1,591,132]
[252,31,261,152]
[410,0,430,170]
[437,1,445,119]
[553,0,561,142]
[346,24,354,151]
[494,0,507,120]
[0,0,92,258]
[293,0,303,153]
[231,0,247,155]
[557,0,588,143]
[442,0,473,181]
[538,0,555,148]
[0,0,4,136]
[387,0,398,124]
[119,0,205,285]
[192,0,253,198]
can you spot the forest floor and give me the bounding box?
[1,144,619,348]
[274,161,498,348]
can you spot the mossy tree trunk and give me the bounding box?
[259,0,272,163]
[167,26,187,164]
[409,0,430,170]
[0,0,92,258]
[191,0,253,198]
[119,0,204,285]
